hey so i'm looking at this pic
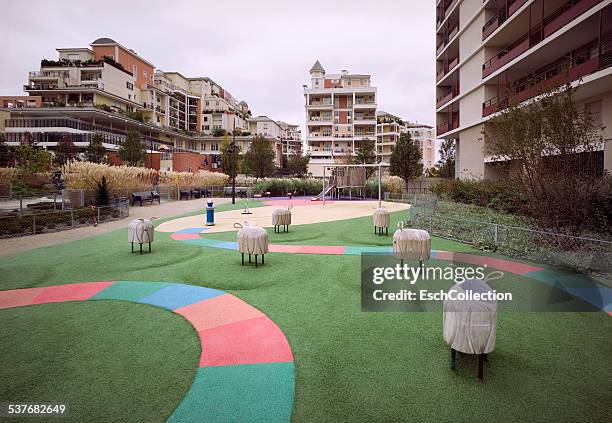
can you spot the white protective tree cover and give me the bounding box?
[272,209,292,226]
[373,208,390,228]
[128,219,154,244]
[237,226,269,255]
[443,279,498,354]
[392,228,431,261]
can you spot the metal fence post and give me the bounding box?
[32,215,36,235]
[97,206,100,224]
[428,215,433,234]
[53,193,57,212]
[80,190,84,208]
[19,196,23,218]
[71,210,74,227]
[493,224,499,249]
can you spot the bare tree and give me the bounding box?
[484,83,603,234]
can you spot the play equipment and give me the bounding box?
[443,273,502,379]
[235,222,268,267]
[205,199,215,226]
[241,196,252,215]
[373,207,389,236]
[392,224,431,265]
[272,205,292,233]
[313,162,389,207]
[128,218,154,254]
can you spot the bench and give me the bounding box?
[131,191,160,206]
[224,187,248,198]
[179,189,193,200]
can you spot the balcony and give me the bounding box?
[482,0,603,77]
[482,0,530,40]
[482,35,611,117]
[543,0,602,38]
[436,85,459,108]
[437,55,459,82]
[437,0,459,29]
[437,23,459,56]
[437,114,459,136]
[482,34,530,78]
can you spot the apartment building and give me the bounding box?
[403,124,436,170]
[376,111,436,170]
[304,61,377,177]
[278,121,303,157]
[436,0,612,179]
[2,37,303,173]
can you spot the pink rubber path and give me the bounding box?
[31,281,114,305]
[175,293,264,331]
[0,287,46,309]
[199,316,294,367]
[263,199,335,206]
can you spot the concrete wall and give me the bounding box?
[107,152,161,170]
[456,123,485,179]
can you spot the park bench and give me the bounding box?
[131,191,160,206]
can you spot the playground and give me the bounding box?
[0,190,611,422]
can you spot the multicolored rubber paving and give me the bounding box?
[0,281,295,422]
[171,228,612,314]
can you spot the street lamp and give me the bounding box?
[230,119,237,204]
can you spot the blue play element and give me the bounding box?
[565,287,612,310]
[176,227,207,234]
[138,283,224,310]
[213,241,238,250]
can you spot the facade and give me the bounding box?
[436,0,612,179]
[2,37,302,173]
[277,121,303,158]
[403,124,436,171]
[375,111,436,171]
[304,61,377,177]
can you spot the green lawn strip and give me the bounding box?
[0,300,199,423]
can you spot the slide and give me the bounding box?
[311,185,334,201]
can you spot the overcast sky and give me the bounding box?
[1,0,436,136]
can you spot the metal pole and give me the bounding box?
[231,120,236,205]
[323,165,326,206]
[378,163,382,208]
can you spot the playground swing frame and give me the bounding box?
[321,162,389,208]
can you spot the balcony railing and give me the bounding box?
[437,55,459,81]
[436,85,459,108]
[543,0,602,38]
[437,0,459,28]
[437,114,459,135]
[482,0,530,40]
[482,0,602,77]
[482,34,611,117]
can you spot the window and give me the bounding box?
[133,65,137,77]
[67,54,80,61]
[143,70,148,79]
[126,82,134,90]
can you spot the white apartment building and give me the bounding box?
[277,121,303,157]
[376,111,436,171]
[403,124,436,170]
[304,61,377,177]
[436,0,612,180]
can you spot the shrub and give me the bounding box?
[250,178,323,196]
[430,179,525,214]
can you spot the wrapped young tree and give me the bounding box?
[483,83,603,234]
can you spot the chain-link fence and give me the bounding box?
[0,203,129,238]
[410,212,612,277]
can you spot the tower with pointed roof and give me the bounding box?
[309,60,325,90]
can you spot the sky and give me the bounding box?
[0,0,436,142]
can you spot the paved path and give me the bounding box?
[0,198,231,257]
